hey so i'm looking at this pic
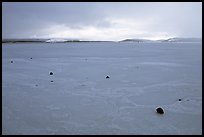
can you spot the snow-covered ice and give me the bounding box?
[2,42,202,135]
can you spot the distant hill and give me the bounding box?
[2,38,48,43]
[159,37,202,43]
[2,38,113,43]
[120,38,202,43]
[120,38,155,43]
[2,38,80,43]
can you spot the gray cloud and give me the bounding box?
[2,2,202,40]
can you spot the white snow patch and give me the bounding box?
[2,42,202,135]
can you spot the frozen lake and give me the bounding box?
[2,42,202,135]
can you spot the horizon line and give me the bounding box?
[2,37,202,41]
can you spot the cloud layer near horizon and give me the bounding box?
[2,2,202,40]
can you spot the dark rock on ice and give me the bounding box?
[178,98,182,101]
[51,80,53,82]
[106,76,110,79]
[156,107,164,114]
[50,72,53,75]
[11,60,13,63]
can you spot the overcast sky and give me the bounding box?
[2,2,202,40]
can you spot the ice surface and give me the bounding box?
[2,42,202,135]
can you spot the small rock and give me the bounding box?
[30,58,32,59]
[156,107,164,114]
[50,80,53,82]
[35,84,38,86]
[50,72,53,75]
[106,76,110,79]
[178,98,182,101]
[11,61,13,63]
